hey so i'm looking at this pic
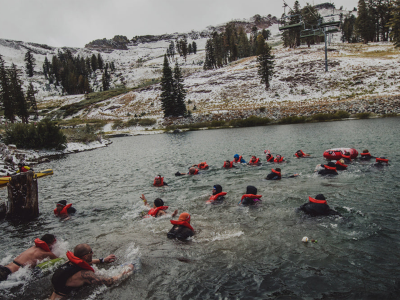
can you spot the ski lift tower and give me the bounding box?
[319,20,340,72]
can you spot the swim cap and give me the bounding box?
[234,154,239,159]
[178,212,190,222]
[246,185,257,195]
[315,194,326,200]
[213,185,222,194]
[327,162,336,168]
[154,198,164,207]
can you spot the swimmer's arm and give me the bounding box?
[140,194,150,207]
[91,254,116,264]
[80,266,133,286]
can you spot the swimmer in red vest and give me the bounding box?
[140,194,177,218]
[315,162,338,176]
[233,154,246,163]
[265,168,299,180]
[335,159,348,171]
[294,150,310,158]
[265,150,274,162]
[175,167,200,176]
[240,185,262,206]
[54,200,76,220]
[153,175,168,187]
[0,234,58,282]
[207,184,227,204]
[273,154,285,163]
[248,156,262,166]
[373,157,389,168]
[298,194,340,217]
[223,160,235,169]
[50,243,133,299]
[167,212,194,240]
[342,151,352,163]
[192,162,209,170]
[359,149,374,161]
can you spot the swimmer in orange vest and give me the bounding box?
[0,234,58,282]
[294,150,310,158]
[54,200,76,220]
[153,175,168,187]
[248,156,262,166]
[167,212,194,240]
[175,167,200,176]
[207,184,227,204]
[140,194,177,218]
[298,194,340,217]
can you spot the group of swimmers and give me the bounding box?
[0,148,390,298]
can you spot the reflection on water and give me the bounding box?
[0,117,399,299]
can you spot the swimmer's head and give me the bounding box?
[41,234,56,248]
[339,159,345,164]
[188,167,196,174]
[234,154,239,159]
[56,200,67,212]
[275,168,281,172]
[154,198,164,207]
[74,244,93,262]
[362,149,369,153]
[246,185,257,195]
[213,184,222,195]
[315,194,326,201]
[178,212,191,223]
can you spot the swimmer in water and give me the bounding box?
[223,160,236,168]
[265,168,299,180]
[207,184,227,204]
[153,175,168,187]
[0,234,58,282]
[315,162,338,176]
[233,154,246,163]
[239,185,262,206]
[54,200,76,220]
[294,150,310,158]
[50,244,133,299]
[265,150,274,162]
[335,159,348,171]
[373,157,389,168]
[175,167,200,176]
[192,162,209,170]
[298,194,341,217]
[273,154,285,163]
[248,156,262,166]
[167,212,194,241]
[140,194,178,218]
[359,149,374,161]
[341,151,352,163]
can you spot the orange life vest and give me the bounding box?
[198,162,208,169]
[170,220,194,231]
[271,169,281,178]
[309,196,327,205]
[266,155,274,162]
[234,156,243,163]
[34,238,51,252]
[342,154,351,161]
[223,161,233,168]
[335,161,348,168]
[323,164,337,171]
[208,192,227,202]
[54,203,73,216]
[249,157,260,165]
[274,156,284,163]
[147,206,169,217]
[376,157,389,163]
[241,194,262,201]
[189,169,199,175]
[153,176,164,187]
[66,251,94,272]
[360,152,371,157]
[295,150,305,158]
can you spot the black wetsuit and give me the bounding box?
[0,265,12,281]
[67,206,76,214]
[318,169,338,176]
[335,164,347,171]
[167,225,194,241]
[51,262,85,297]
[299,203,340,217]
[266,172,281,180]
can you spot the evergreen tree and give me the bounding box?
[341,15,357,42]
[356,0,373,43]
[0,55,15,122]
[26,83,38,119]
[160,55,175,117]
[43,56,50,79]
[102,66,111,91]
[91,54,98,72]
[24,50,36,77]
[237,27,251,58]
[262,29,271,40]
[9,64,29,123]
[85,57,92,74]
[173,62,186,116]
[188,43,192,54]
[192,41,197,54]
[204,39,216,70]
[168,41,176,58]
[301,4,321,47]
[256,34,266,55]
[389,0,400,47]
[257,42,274,90]
[97,53,104,70]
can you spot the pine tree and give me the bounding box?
[192,41,197,54]
[102,66,111,91]
[188,43,192,54]
[43,56,50,78]
[389,0,400,47]
[24,50,36,77]
[160,55,175,117]
[257,42,275,90]
[256,34,266,55]
[342,15,357,42]
[262,29,271,40]
[301,4,321,47]
[91,54,98,72]
[173,62,186,116]
[9,64,29,123]
[97,53,104,70]
[26,83,38,119]
[356,0,373,43]
[0,55,15,122]
[203,39,216,70]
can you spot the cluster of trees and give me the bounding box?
[160,55,187,117]
[43,51,115,94]
[0,55,38,123]
[203,22,270,70]
[166,40,197,61]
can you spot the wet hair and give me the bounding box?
[275,168,281,172]
[41,234,56,246]
[315,194,326,200]
[246,185,257,195]
[188,167,196,174]
[362,149,369,153]
[56,200,67,206]
[339,159,345,164]
[74,244,91,258]
[154,198,164,207]
[327,162,336,168]
[213,184,222,194]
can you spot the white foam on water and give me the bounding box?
[0,254,13,265]
[51,238,70,258]
[194,231,244,242]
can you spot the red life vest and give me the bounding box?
[308,196,327,205]
[360,152,371,157]
[208,192,227,202]
[66,251,94,272]
[376,157,389,163]
[342,154,351,161]
[198,162,208,169]
[274,156,284,163]
[266,155,274,162]
[147,206,169,217]
[170,220,194,231]
[336,161,348,168]
[271,168,281,178]
[34,238,51,252]
[249,157,260,165]
[189,169,199,175]
[223,161,233,168]
[234,156,242,163]
[241,194,262,201]
[295,150,305,158]
[323,164,337,171]
[153,176,164,187]
[54,203,73,216]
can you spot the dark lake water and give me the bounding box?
[0,117,399,299]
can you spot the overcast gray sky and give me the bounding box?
[0,0,358,48]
